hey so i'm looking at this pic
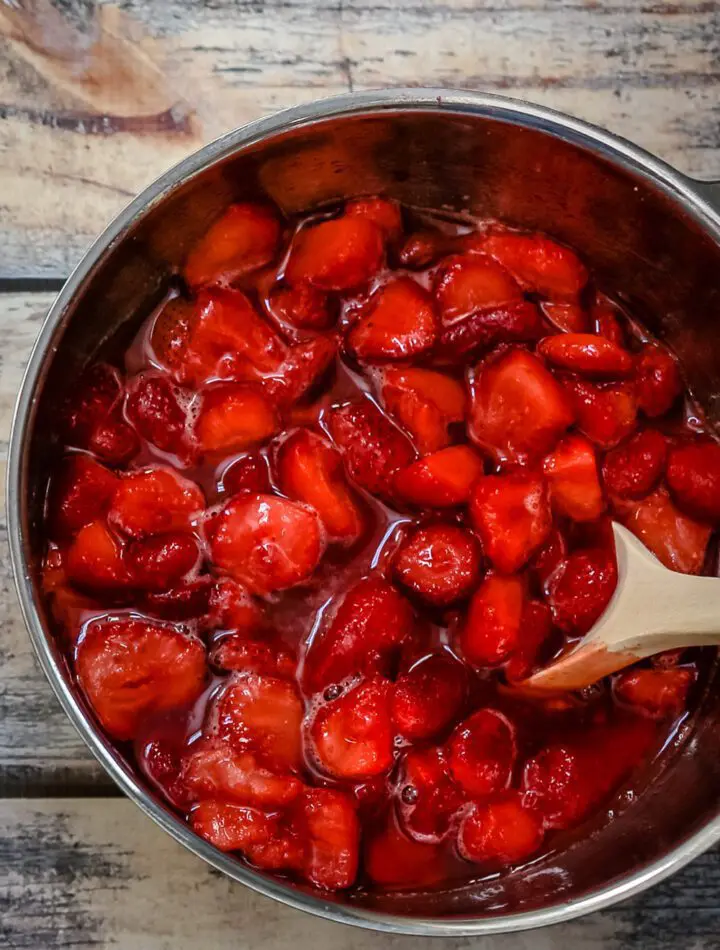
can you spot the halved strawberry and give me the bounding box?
[66,520,130,592]
[327,398,416,499]
[263,332,338,408]
[126,532,200,590]
[209,634,296,679]
[394,445,484,507]
[365,819,445,888]
[89,409,140,464]
[195,384,277,455]
[345,196,403,241]
[310,677,394,779]
[49,455,119,540]
[458,793,544,865]
[151,295,194,373]
[276,429,365,544]
[530,527,568,589]
[545,546,617,635]
[379,367,466,454]
[437,301,544,363]
[481,232,588,300]
[285,216,384,291]
[348,278,438,361]
[184,202,281,288]
[538,333,633,378]
[391,654,466,740]
[540,301,589,334]
[190,800,281,854]
[602,429,667,500]
[207,576,265,633]
[634,342,682,417]
[137,722,191,810]
[61,362,122,446]
[469,349,575,464]
[614,668,694,719]
[397,746,466,842]
[76,617,206,740]
[622,487,711,574]
[460,573,525,667]
[302,575,414,693]
[212,672,303,772]
[181,737,301,806]
[447,708,516,797]
[433,253,522,322]
[561,376,637,449]
[542,434,605,522]
[126,373,191,461]
[109,467,205,538]
[210,494,325,595]
[267,282,336,331]
[219,452,272,497]
[504,599,554,682]
[469,472,551,573]
[300,787,360,890]
[666,439,720,523]
[392,524,481,606]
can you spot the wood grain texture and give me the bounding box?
[0,0,718,277]
[0,799,718,950]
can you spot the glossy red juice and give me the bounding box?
[41,196,719,897]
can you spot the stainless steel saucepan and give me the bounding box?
[7,89,720,935]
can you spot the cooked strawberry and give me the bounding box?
[543,434,605,522]
[310,677,394,779]
[538,333,633,378]
[75,617,206,740]
[126,532,199,590]
[460,573,525,667]
[212,672,304,772]
[210,494,325,595]
[348,278,438,361]
[392,524,481,607]
[195,384,277,455]
[504,599,554,682]
[285,216,384,291]
[365,819,445,887]
[190,800,281,853]
[469,349,575,464]
[469,472,551,573]
[138,724,191,809]
[219,452,272,497]
[276,429,365,544]
[481,232,588,300]
[345,196,403,241]
[622,487,711,574]
[268,282,336,331]
[458,793,544,865]
[61,362,122,446]
[522,718,655,830]
[398,230,446,269]
[592,295,627,347]
[397,746,466,842]
[66,520,130,591]
[545,547,617,635]
[143,577,213,621]
[300,787,360,890]
[391,654,466,740]
[437,300,544,363]
[530,526,568,589]
[207,577,265,633]
[602,429,667,500]
[634,343,682,417]
[394,445,484,507]
[433,253,522,321]
[109,467,205,538]
[151,296,195,373]
[303,575,414,693]
[379,367,466,454]
[125,373,191,460]
[182,737,302,806]
[666,439,720,522]
[209,634,296,679]
[89,409,141,464]
[327,398,416,499]
[184,203,281,288]
[614,668,694,719]
[540,301,589,334]
[562,376,637,449]
[49,455,119,540]
[447,708,516,797]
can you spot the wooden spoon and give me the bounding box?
[521,522,720,692]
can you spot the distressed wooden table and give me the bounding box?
[1,2,719,947]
